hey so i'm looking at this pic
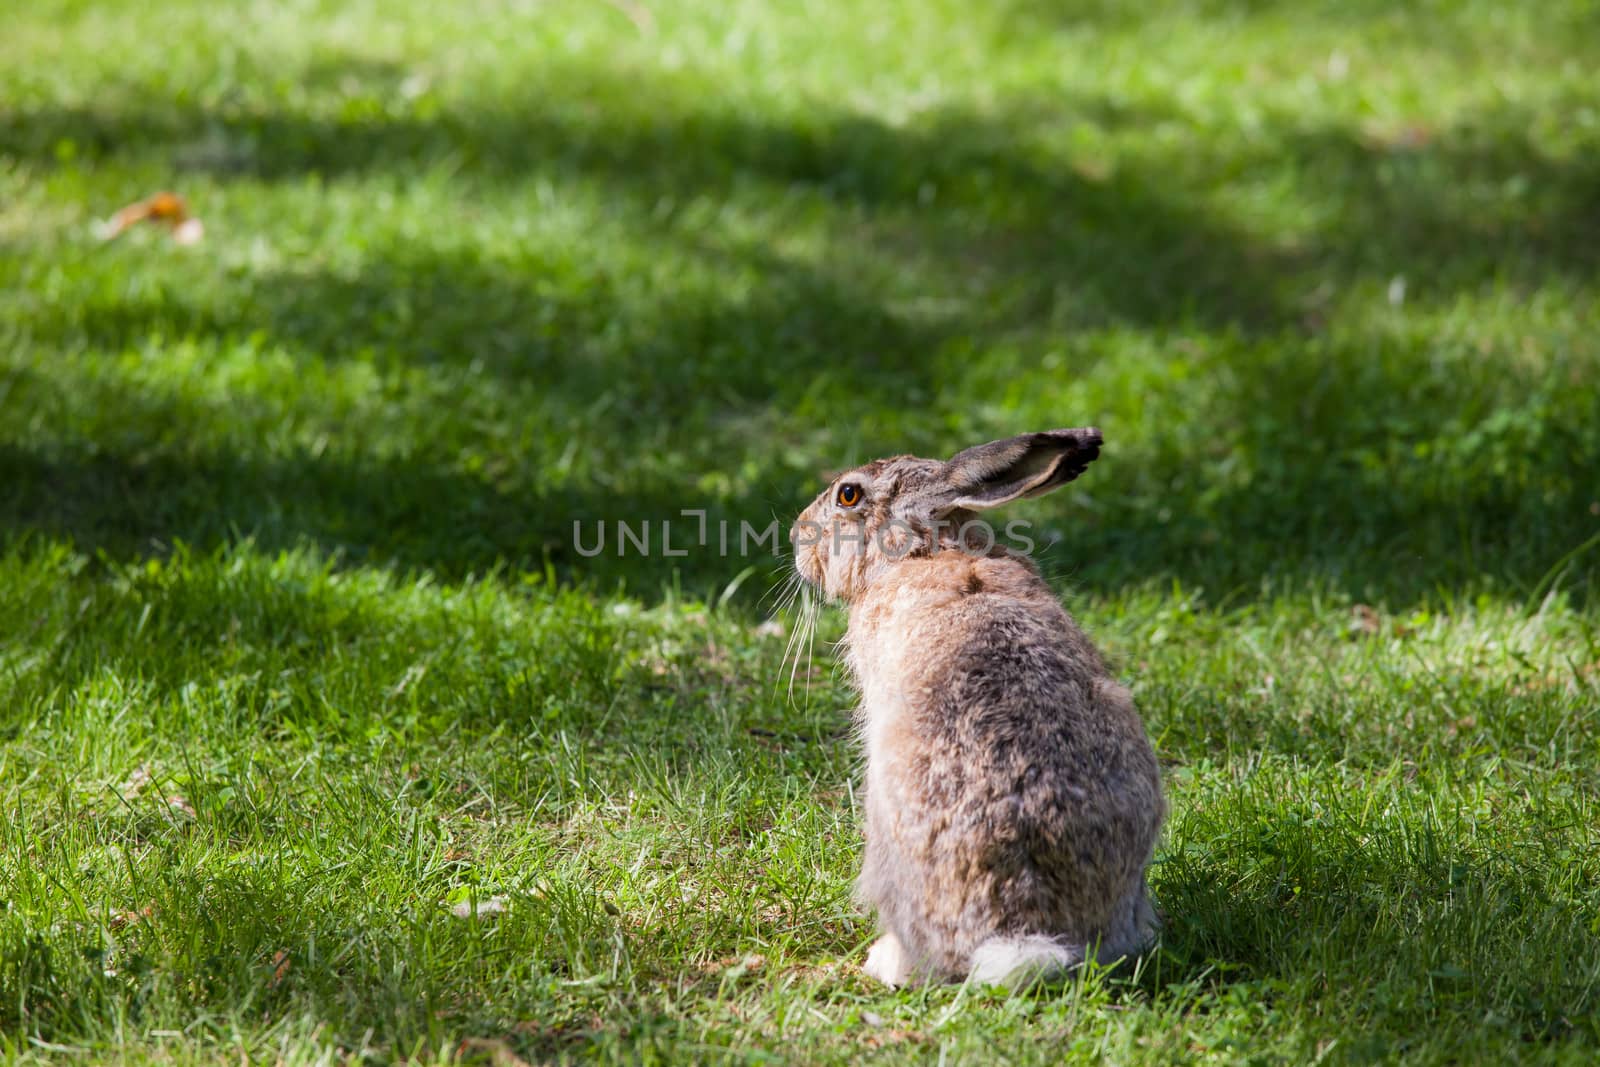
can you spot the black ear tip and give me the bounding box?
[1046,427,1102,450]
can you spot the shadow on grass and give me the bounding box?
[9,73,1599,310]
[3,67,1598,603]
[1137,829,1600,1052]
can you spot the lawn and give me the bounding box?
[3,0,1599,1062]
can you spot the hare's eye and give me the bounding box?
[836,483,863,508]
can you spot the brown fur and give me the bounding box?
[790,432,1164,985]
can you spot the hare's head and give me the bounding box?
[789,429,1102,601]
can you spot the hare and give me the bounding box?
[789,429,1163,988]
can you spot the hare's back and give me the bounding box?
[921,595,1160,826]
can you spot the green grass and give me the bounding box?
[3,0,1599,1061]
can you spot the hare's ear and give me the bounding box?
[939,428,1102,511]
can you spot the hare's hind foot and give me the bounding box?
[862,933,914,987]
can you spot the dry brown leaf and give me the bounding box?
[109,904,156,930]
[1351,604,1382,637]
[98,191,204,243]
[268,949,291,988]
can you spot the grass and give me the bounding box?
[2,0,1599,1061]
